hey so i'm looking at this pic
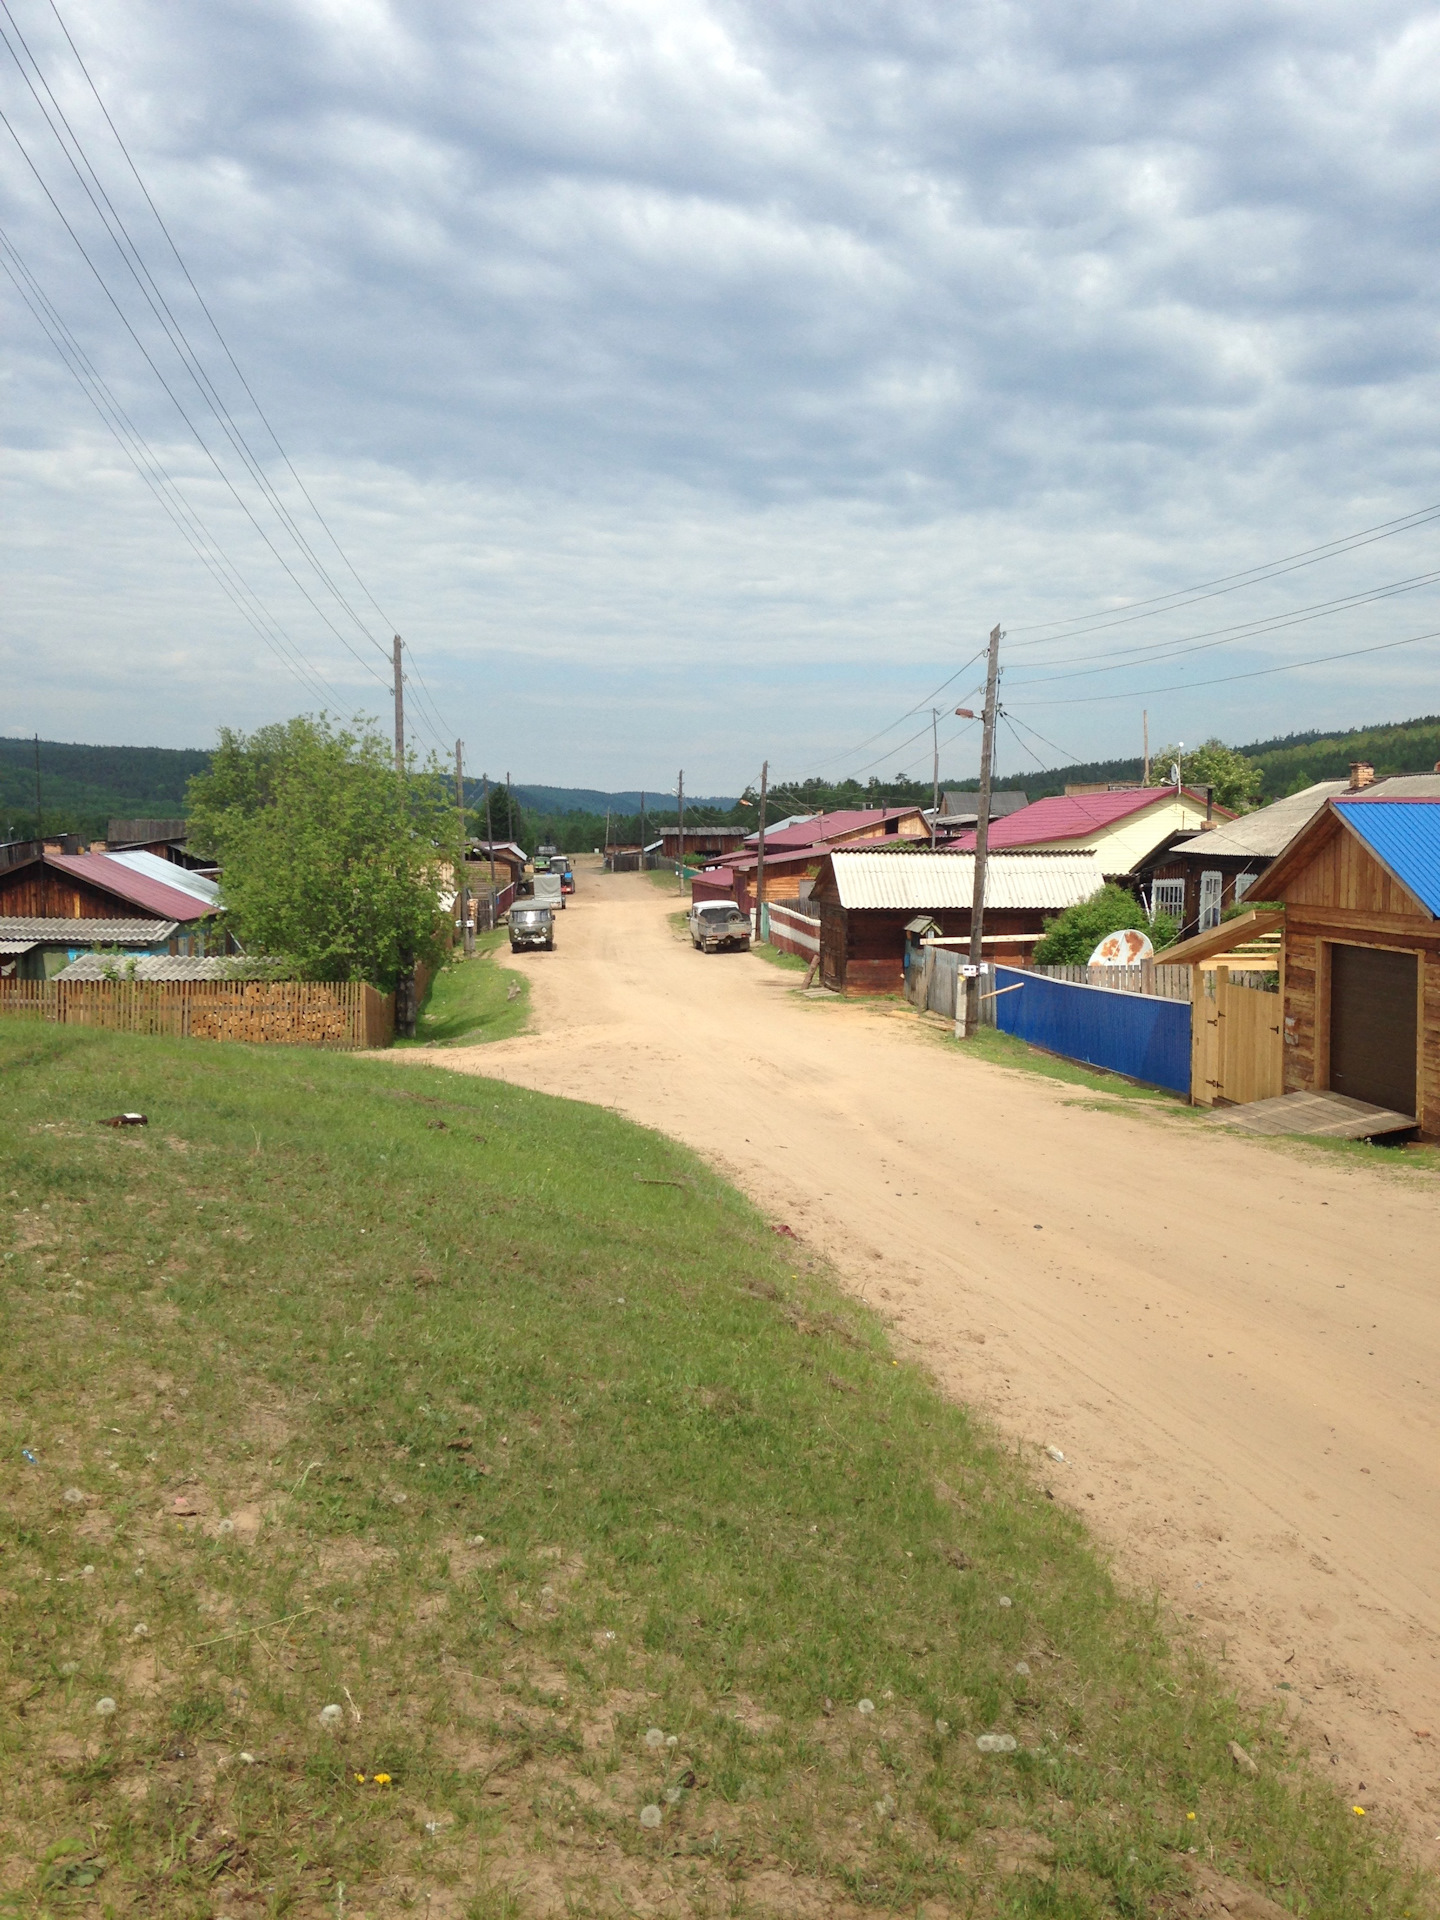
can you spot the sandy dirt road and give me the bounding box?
[403,863,1440,1845]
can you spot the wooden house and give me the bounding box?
[1257,794,1440,1133]
[810,846,1105,995]
[947,786,1229,880]
[658,826,746,862]
[1138,781,1347,937]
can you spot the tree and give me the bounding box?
[471,781,525,848]
[187,716,459,988]
[1153,738,1262,812]
[1033,883,1178,964]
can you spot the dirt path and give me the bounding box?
[404,862,1440,1848]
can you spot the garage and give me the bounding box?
[1328,944,1418,1117]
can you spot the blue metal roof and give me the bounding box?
[1334,799,1440,916]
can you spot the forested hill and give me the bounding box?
[983,714,1440,802]
[0,737,211,839]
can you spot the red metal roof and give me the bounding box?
[746,807,924,850]
[43,851,215,922]
[946,787,1222,851]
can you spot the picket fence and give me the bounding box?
[0,977,394,1050]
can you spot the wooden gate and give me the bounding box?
[1191,964,1283,1106]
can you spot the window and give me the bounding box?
[1199,870,1223,930]
[1233,870,1259,903]
[1151,879,1184,920]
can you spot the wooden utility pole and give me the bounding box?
[1143,709,1150,786]
[391,636,414,1036]
[930,710,940,846]
[964,624,1002,1037]
[455,740,473,956]
[392,636,405,774]
[639,790,646,866]
[676,770,685,892]
[755,760,769,943]
[604,808,611,868]
[483,774,496,917]
[34,735,46,917]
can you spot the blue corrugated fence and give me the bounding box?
[993,966,1191,1095]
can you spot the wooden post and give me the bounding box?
[455,740,473,956]
[640,789,646,867]
[391,636,415,1036]
[964,623,1002,1035]
[1142,709,1150,787]
[755,760,768,944]
[677,770,685,892]
[930,710,939,847]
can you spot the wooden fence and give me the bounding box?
[0,977,394,1050]
[1030,962,1193,1002]
[765,900,819,960]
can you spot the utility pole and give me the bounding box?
[388,638,416,1035]
[34,735,47,917]
[455,740,473,956]
[392,636,405,774]
[1142,710,1150,786]
[930,710,940,847]
[482,775,496,920]
[676,770,685,893]
[639,790,646,867]
[964,624,1002,1037]
[604,808,611,868]
[755,760,769,944]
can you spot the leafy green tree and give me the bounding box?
[1033,883,1178,964]
[471,781,526,847]
[1153,738,1262,812]
[188,716,458,988]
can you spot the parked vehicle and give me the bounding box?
[509,904,554,952]
[688,900,750,953]
[555,857,576,895]
[532,872,564,910]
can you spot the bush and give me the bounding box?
[1033,882,1178,964]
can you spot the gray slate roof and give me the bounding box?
[0,918,178,944]
[938,790,1029,819]
[55,954,237,981]
[1169,783,1347,862]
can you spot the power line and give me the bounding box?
[0,225,344,706]
[1007,623,1440,706]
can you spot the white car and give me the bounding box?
[688,900,751,953]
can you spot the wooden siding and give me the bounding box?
[0,866,162,921]
[818,904,1049,997]
[1271,819,1440,1133]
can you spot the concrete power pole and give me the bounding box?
[964,623,1003,1037]
[455,740,473,956]
[755,760,769,944]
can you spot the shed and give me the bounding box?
[658,826,747,861]
[1257,794,1440,1133]
[810,847,1105,995]
[0,916,180,980]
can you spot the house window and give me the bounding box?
[1233,870,1259,903]
[1151,879,1184,920]
[1199,870,1223,930]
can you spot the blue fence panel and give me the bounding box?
[993,966,1191,1095]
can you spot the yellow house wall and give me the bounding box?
[1025,795,1217,872]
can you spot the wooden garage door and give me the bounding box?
[1329,943,1418,1116]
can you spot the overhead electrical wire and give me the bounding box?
[1008,623,1440,706]
[0,2,458,756]
[0,225,343,707]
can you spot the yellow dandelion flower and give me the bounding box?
[1186,1813,1196,1821]
[1353,1805,1366,1816]
[354,1773,367,1783]
[373,1772,392,1786]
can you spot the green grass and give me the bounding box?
[0,1025,1427,1918]
[649,866,691,896]
[751,940,808,973]
[951,1025,1196,1108]
[398,934,530,1048]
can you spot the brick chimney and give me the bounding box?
[1348,761,1375,791]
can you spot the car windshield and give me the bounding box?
[514,909,548,923]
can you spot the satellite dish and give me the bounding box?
[1088,928,1154,966]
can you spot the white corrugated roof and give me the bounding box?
[827,848,1105,911]
[107,849,220,905]
[55,954,248,981]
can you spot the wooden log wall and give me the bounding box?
[0,978,396,1050]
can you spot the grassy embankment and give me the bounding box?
[1,1025,1429,1918]
[397,933,531,1049]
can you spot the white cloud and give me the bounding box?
[3,0,1440,786]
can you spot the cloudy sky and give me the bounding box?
[2,0,1439,792]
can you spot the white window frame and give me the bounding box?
[1151,878,1185,920]
[1199,869,1223,930]
[1233,870,1259,903]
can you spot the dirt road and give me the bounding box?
[406,864,1440,1844]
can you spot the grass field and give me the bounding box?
[1,1024,1429,1919]
[399,936,530,1049]
[750,941,808,974]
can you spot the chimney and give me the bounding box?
[1348,761,1374,791]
